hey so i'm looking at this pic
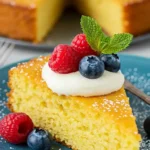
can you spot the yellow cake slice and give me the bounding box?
[0,0,65,42]
[7,56,141,150]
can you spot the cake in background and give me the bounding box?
[74,0,150,36]
[0,0,150,42]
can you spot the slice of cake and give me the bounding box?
[8,56,141,150]
[7,16,141,150]
[0,0,65,42]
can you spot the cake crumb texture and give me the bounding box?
[7,56,141,150]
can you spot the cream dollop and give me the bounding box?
[42,63,124,97]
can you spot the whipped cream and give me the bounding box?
[42,63,124,97]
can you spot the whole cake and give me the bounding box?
[0,0,150,42]
[6,16,141,150]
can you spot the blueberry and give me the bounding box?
[27,129,52,150]
[144,116,150,136]
[79,55,104,79]
[99,54,120,72]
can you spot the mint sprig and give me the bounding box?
[80,16,133,54]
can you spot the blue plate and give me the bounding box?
[0,54,150,150]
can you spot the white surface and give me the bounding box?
[42,63,124,97]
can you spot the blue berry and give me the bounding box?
[99,54,120,72]
[79,55,104,79]
[144,116,150,136]
[27,129,52,150]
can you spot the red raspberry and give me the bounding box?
[71,34,98,57]
[0,113,34,144]
[49,44,82,74]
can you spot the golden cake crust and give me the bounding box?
[0,0,65,42]
[0,1,36,41]
[115,0,150,35]
[123,0,150,35]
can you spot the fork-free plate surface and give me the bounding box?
[0,54,150,150]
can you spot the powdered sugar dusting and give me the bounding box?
[122,67,150,149]
[0,79,9,146]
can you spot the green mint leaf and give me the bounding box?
[80,16,133,54]
[101,33,133,54]
[80,15,105,52]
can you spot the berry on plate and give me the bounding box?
[0,113,34,144]
[71,34,98,57]
[79,55,104,79]
[99,54,120,72]
[27,129,52,150]
[144,116,150,136]
[49,44,82,74]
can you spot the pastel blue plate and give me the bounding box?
[0,54,150,150]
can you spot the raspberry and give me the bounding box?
[0,113,34,144]
[71,34,98,57]
[49,44,82,74]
